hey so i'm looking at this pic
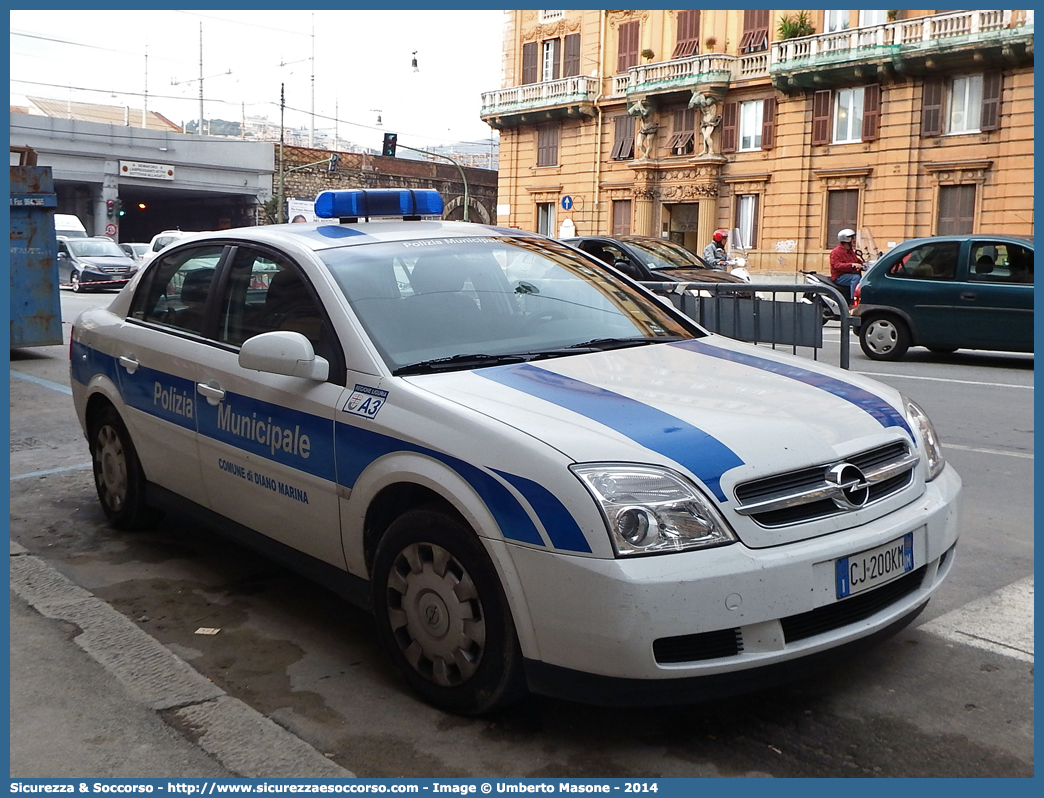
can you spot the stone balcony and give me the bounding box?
[480,76,598,130]
[771,10,1034,92]
[607,52,770,100]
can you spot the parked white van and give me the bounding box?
[54,213,88,238]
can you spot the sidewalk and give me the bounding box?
[10,539,355,779]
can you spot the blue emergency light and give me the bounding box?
[313,189,444,220]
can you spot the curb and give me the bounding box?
[10,539,355,779]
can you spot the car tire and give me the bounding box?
[87,404,159,530]
[859,314,911,361]
[372,508,527,715]
[70,271,83,293]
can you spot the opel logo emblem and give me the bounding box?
[826,463,870,510]
[424,604,441,627]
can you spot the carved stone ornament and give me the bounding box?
[633,187,660,201]
[522,15,581,42]
[660,183,719,200]
[609,9,649,29]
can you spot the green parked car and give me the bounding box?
[853,235,1033,361]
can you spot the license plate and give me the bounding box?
[835,532,914,599]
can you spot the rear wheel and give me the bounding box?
[372,508,526,715]
[87,404,158,529]
[859,314,911,361]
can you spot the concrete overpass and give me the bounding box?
[10,114,274,242]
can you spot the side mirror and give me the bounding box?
[239,331,329,381]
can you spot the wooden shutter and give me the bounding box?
[937,185,975,235]
[862,84,881,141]
[549,39,561,81]
[921,77,944,137]
[537,125,559,167]
[610,115,635,160]
[617,21,639,73]
[740,10,770,52]
[720,100,738,153]
[811,90,832,145]
[563,34,581,77]
[672,10,700,58]
[522,42,538,85]
[761,96,777,150]
[612,200,632,236]
[666,108,695,151]
[980,71,1002,131]
[827,190,859,246]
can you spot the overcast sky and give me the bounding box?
[9,9,507,148]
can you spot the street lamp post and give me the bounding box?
[396,143,471,222]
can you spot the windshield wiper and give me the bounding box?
[393,353,528,376]
[565,336,685,351]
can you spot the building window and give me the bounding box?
[537,202,556,236]
[826,189,859,247]
[563,34,581,77]
[739,10,770,52]
[833,87,864,143]
[812,85,881,145]
[612,200,632,236]
[937,185,975,236]
[672,10,700,58]
[859,10,888,27]
[542,39,560,82]
[739,101,764,151]
[539,10,564,24]
[735,195,760,248]
[610,114,635,160]
[666,108,695,156]
[617,20,640,73]
[825,10,850,32]
[922,73,1001,136]
[522,42,538,85]
[536,124,559,167]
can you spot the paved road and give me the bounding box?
[9,290,1033,778]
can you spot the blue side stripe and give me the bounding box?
[335,424,545,547]
[492,469,592,553]
[673,340,914,441]
[477,363,743,502]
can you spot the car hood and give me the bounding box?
[403,335,916,506]
[75,256,137,269]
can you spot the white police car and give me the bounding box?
[70,189,961,715]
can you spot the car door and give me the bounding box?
[116,243,227,506]
[956,240,1034,349]
[879,240,962,347]
[194,245,349,568]
[56,239,72,283]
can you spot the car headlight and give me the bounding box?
[571,464,736,556]
[905,399,945,481]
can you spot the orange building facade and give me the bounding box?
[481,10,1034,273]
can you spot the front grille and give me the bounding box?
[781,565,926,643]
[653,627,743,664]
[734,441,916,527]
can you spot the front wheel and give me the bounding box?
[87,404,158,529]
[859,314,911,361]
[371,509,526,715]
[70,271,83,293]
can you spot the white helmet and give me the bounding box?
[837,228,856,243]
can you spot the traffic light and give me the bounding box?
[116,199,125,217]
[382,132,397,157]
[327,153,340,173]
[106,199,115,219]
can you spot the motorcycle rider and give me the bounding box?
[829,228,864,303]
[702,229,729,271]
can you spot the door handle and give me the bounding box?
[118,355,139,374]
[196,382,226,406]
[960,292,977,301]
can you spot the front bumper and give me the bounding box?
[501,464,961,698]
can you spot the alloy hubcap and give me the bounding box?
[385,542,485,686]
[94,424,127,512]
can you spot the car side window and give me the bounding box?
[130,245,224,335]
[217,248,345,384]
[970,242,1034,284]
[887,242,959,281]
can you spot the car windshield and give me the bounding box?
[620,238,704,271]
[67,239,127,257]
[319,236,700,374]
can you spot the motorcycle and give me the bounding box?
[802,227,882,321]
[725,228,752,282]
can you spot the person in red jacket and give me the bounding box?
[829,228,864,303]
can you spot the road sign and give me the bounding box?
[561,196,573,211]
[105,223,117,236]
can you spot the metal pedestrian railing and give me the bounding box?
[641,281,855,369]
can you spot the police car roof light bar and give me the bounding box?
[314,189,444,221]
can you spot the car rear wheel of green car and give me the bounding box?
[859,314,911,361]
[372,508,527,715]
